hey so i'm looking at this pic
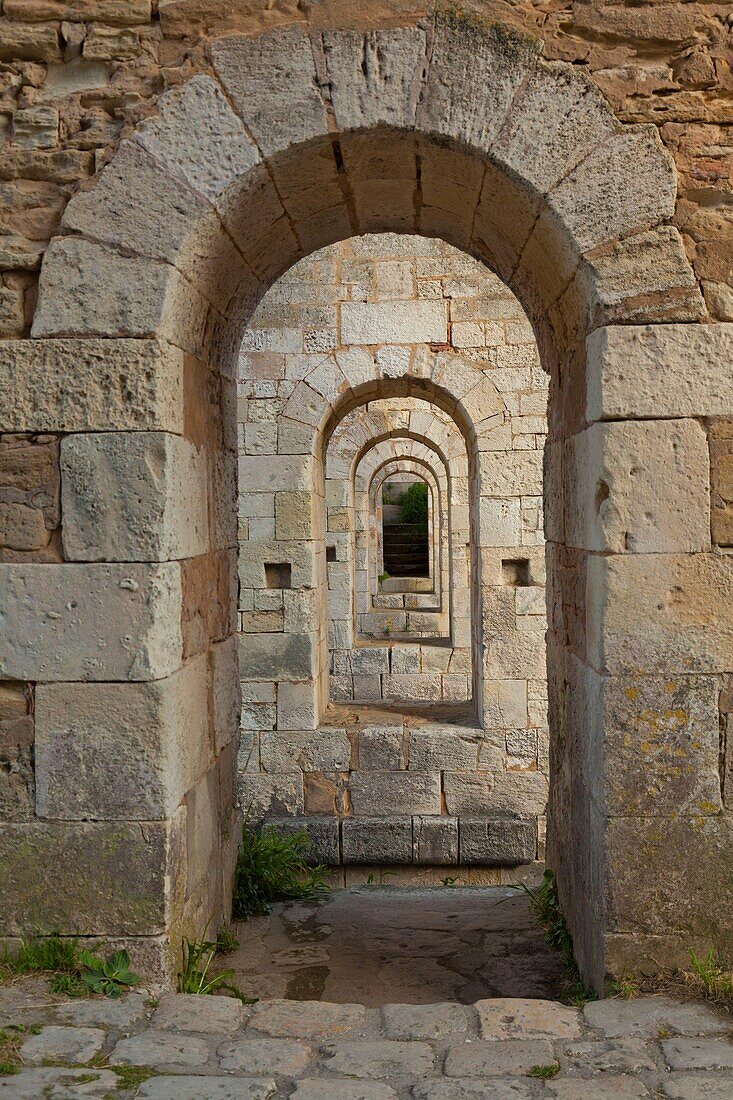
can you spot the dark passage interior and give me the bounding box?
[382,481,430,578]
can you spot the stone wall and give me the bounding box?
[0,5,731,990]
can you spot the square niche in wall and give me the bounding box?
[502,559,530,587]
[265,562,292,589]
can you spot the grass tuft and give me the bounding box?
[0,1024,41,1075]
[0,933,80,983]
[527,1061,561,1079]
[178,935,255,1004]
[521,869,597,1006]
[232,822,330,921]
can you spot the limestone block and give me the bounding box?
[260,728,351,773]
[276,491,312,540]
[61,432,208,562]
[479,450,543,497]
[35,658,210,820]
[479,498,521,547]
[482,680,528,729]
[383,674,442,701]
[548,127,676,255]
[359,726,405,770]
[238,633,315,682]
[587,324,733,421]
[238,774,304,820]
[239,455,312,493]
[33,238,210,358]
[0,338,184,434]
[459,816,535,865]
[238,539,316,589]
[135,75,260,201]
[408,728,481,771]
[418,11,540,151]
[211,28,328,158]
[710,420,733,545]
[492,60,616,195]
[390,645,421,675]
[324,28,427,131]
[11,106,59,149]
[342,817,413,864]
[0,22,61,62]
[586,553,733,675]
[564,419,710,554]
[444,771,548,815]
[0,685,34,822]
[0,563,182,681]
[484,621,547,680]
[352,647,390,675]
[341,301,447,345]
[413,816,458,865]
[605,815,733,944]
[210,636,240,754]
[350,772,441,816]
[262,816,340,865]
[0,815,182,935]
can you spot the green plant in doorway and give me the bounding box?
[232,822,330,921]
[520,869,597,1006]
[399,481,428,525]
[178,936,254,1003]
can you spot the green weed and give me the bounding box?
[527,1061,561,1079]
[216,927,240,956]
[77,949,139,998]
[521,869,597,1005]
[232,822,330,921]
[178,936,255,1004]
[111,1064,160,1090]
[0,933,80,983]
[0,1024,40,1075]
[399,481,428,525]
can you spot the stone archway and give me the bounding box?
[1,12,730,991]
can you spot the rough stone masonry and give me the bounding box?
[0,2,731,993]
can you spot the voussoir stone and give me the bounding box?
[0,338,184,433]
[153,992,247,1033]
[21,1025,105,1065]
[218,1036,312,1075]
[477,998,582,1040]
[138,1078,277,1100]
[321,1039,435,1078]
[248,998,366,1039]
[0,563,183,682]
[110,1030,211,1070]
[381,1002,469,1040]
[583,996,729,1039]
[324,27,428,131]
[444,1039,555,1077]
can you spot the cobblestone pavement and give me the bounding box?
[1,983,731,1098]
[227,887,566,1004]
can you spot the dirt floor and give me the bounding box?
[228,885,566,1006]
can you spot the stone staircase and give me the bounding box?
[382,522,429,577]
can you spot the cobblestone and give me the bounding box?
[1,982,731,1098]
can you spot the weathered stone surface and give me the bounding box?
[249,999,366,1039]
[211,28,328,158]
[0,682,34,822]
[325,27,427,130]
[583,997,728,1039]
[239,632,315,682]
[0,817,180,935]
[382,1002,468,1039]
[153,993,246,1033]
[0,1067,118,1097]
[586,553,733,674]
[218,1036,312,1075]
[136,75,260,200]
[419,12,540,151]
[260,729,351,772]
[350,772,441,816]
[564,419,710,554]
[342,817,413,864]
[54,993,148,1029]
[291,1085,397,1100]
[547,1080,649,1099]
[459,817,536,866]
[262,816,340,864]
[662,1038,733,1070]
[444,1039,555,1076]
[61,432,208,562]
[35,658,209,820]
[558,1039,658,1075]
[708,419,733,546]
[477,998,581,1040]
[414,1083,535,1100]
[587,324,733,421]
[661,1076,733,1099]
[139,1078,277,1100]
[0,338,184,434]
[111,1030,211,1071]
[341,301,447,345]
[321,1039,434,1077]
[21,1025,105,1065]
[413,816,458,865]
[0,563,183,681]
